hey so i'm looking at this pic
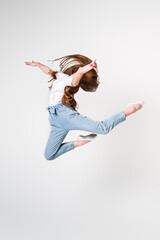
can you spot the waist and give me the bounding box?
[45,102,75,114]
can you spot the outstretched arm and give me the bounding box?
[72,59,98,87]
[25,61,56,77]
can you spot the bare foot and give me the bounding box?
[74,139,91,148]
[123,103,143,117]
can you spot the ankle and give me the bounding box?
[74,140,78,148]
[123,110,129,117]
[73,141,76,148]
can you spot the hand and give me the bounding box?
[25,61,39,67]
[90,59,99,72]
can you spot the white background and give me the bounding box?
[0,0,160,239]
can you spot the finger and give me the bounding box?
[94,60,97,67]
[94,67,99,72]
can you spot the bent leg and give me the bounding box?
[64,111,126,134]
[44,126,74,161]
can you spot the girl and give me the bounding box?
[25,54,144,161]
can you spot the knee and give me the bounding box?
[101,129,109,135]
[44,152,51,160]
[96,122,109,135]
[98,125,109,135]
[44,151,56,161]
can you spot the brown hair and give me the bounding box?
[47,54,100,111]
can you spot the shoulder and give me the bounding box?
[57,72,75,86]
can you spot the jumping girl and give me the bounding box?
[25,54,144,160]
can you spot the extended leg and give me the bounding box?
[63,110,126,134]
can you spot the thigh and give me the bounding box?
[62,110,104,133]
